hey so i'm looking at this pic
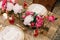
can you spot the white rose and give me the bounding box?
[27,4,48,16]
[24,15,33,25]
[6,2,14,11]
[13,4,23,14]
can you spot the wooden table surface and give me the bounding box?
[0,11,60,40]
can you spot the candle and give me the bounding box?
[9,16,15,24]
[2,13,8,20]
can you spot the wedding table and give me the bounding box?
[0,11,60,40]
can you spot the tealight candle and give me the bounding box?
[9,16,15,24]
[2,13,8,20]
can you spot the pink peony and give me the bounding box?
[48,16,55,22]
[25,11,34,16]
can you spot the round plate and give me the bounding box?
[27,4,48,16]
[0,25,24,40]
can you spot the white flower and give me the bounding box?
[27,4,48,16]
[24,15,33,25]
[11,0,15,3]
[13,4,23,14]
[0,1,2,9]
[6,2,14,11]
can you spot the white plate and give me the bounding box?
[27,4,48,16]
[0,25,24,40]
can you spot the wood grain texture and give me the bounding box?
[33,0,56,11]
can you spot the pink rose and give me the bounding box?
[36,16,43,28]
[25,11,34,16]
[37,19,43,23]
[36,22,43,28]
[36,16,43,21]
[48,16,55,22]
[36,22,40,28]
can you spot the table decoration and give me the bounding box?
[21,4,57,37]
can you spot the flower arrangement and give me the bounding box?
[21,4,57,37]
[0,0,57,37]
[0,0,23,24]
[21,4,55,28]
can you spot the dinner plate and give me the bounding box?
[27,4,48,16]
[0,25,24,40]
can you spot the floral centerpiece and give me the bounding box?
[21,4,57,37]
[0,0,23,24]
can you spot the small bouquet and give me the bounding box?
[21,4,56,37]
[0,0,23,24]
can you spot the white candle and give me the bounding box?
[2,13,8,20]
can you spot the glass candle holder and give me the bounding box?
[9,16,15,24]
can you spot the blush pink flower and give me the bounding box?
[25,11,34,16]
[36,16,43,28]
[48,16,55,22]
